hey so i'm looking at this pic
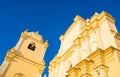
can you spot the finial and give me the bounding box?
[25,29,28,32]
[36,31,39,34]
[86,18,90,26]
[10,48,15,53]
[44,40,48,48]
[86,18,89,22]
[59,35,64,41]
[45,40,48,45]
[95,12,98,15]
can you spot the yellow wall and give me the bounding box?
[49,11,120,77]
[0,30,48,77]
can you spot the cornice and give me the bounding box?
[67,66,80,74]
[49,44,75,63]
[21,30,48,45]
[93,64,109,71]
[21,34,49,49]
[63,22,77,37]
[76,59,90,67]
[73,37,81,46]
[115,33,120,40]
[49,56,61,70]
[74,15,86,23]
[62,11,115,44]
[6,50,45,69]
[104,46,116,56]
[63,15,86,38]
[80,73,92,77]
[49,11,116,70]
[87,46,116,64]
[99,11,115,21]
[61,44,75,61]
[87,48,104,60]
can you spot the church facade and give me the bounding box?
[0,11,120,77]
[48,11,120,77]
[0,30,48,77]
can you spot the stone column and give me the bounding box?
[75,42,81,63]
[49,65,55,77]
[54,61,60,77]
[52,63,56,77]
[51,68,54,77]
[58,62,64,77]
[48,65,53,77]
[54,66,57,77]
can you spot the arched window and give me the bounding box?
[14,73,25,77]
[28,42,36,51]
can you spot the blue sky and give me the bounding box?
[0,0,120,77]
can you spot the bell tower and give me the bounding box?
[0,30,48,77]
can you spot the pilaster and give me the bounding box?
[76,59,92,77]
[95,65,109,77]
[95,26,104,49]
[74,37,81,61]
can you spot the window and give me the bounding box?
[14,73,25,77]
[28,42,36,51]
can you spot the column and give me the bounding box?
[58,62,65,77]
[74,38,81,61]
[54,63,60,77]
[58,62,62,77]
[51,64,55,77]
[48,66,52,77]
[48,65,54,77]
[95,27,103,49]
[75,43,81,64]
[51,68,54,77]
[85,35,90,53]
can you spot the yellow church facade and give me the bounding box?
[0,30,48,77]
[0,11,120,77]
[48,11,120,77]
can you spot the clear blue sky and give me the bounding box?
[0,0,120,77]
